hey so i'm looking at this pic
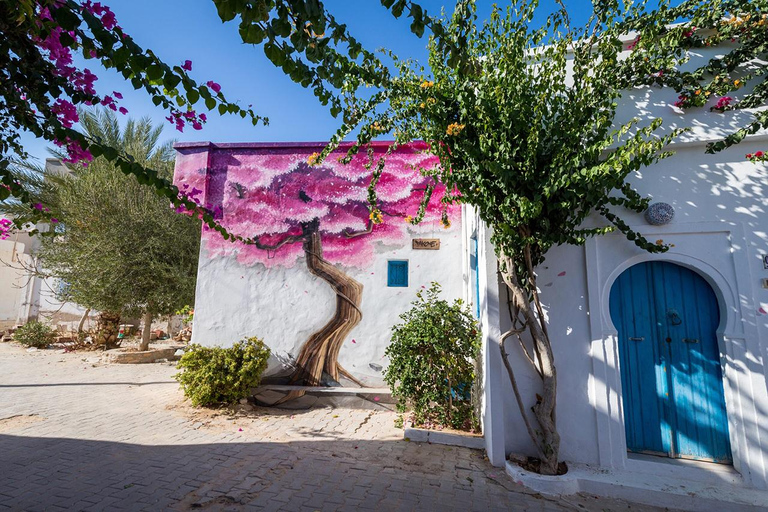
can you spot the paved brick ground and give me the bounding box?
[0,343,672,511]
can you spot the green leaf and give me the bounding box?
[263,43,284,66]
[146,65,163,81]
[187,89,199,105]
[391,0,406,18]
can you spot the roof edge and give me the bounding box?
[172,140,430,151]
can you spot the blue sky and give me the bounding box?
[22,0,598,163]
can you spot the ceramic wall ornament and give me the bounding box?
[645,202,675,225]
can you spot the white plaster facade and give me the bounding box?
[0,159,95,331]
[192,224,466,386]
[475,42,768,499]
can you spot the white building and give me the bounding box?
[0,159,95,331]
[176,48,768,509]
[474,46,768,509]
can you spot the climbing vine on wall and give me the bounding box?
[617,0,768,153]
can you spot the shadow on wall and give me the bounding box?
[493,141,768,474]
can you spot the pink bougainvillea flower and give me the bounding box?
[51,98,79,128]
[206,81,221,93]
[182,60,192,71]
[118,107,128,115]
[50,218,59,223]
[714,96,733,111]
[0,218,12,240]
[33,203,44,210]
[54,138,93,166]
[113,91,123,99]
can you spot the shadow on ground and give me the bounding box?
[0,434,660,512]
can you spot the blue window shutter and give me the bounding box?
[471,236,480,318]
[387,260,408,287]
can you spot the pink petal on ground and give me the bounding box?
[759,307,768,315]
[557,271,566,277]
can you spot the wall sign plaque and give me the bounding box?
[412,238,440,250]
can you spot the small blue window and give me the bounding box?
[387,260,409,287]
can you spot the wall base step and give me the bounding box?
[505,459,768,511]
[251,385,394,411]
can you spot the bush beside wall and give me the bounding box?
[384,283,481,432]
[174,337,270,407]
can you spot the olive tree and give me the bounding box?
[3,109,201,349]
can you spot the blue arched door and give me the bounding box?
[609,261,732,463]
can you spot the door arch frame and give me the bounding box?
[584,222,768,489]
[603,254,735,345]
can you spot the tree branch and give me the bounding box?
[498,333,546,458]
[344,221,373,239]
[252,233,307,251]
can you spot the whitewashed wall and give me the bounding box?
[192,224,465,387]
[481,42,768,490]
[0,239,29,325]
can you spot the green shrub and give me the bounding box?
[174,337,271,407]
[384,283,481,431]
[14,321,56,348]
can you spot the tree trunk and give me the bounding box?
[77,308,90,334]
[95,311,121,349]
[139,312,152,352]
[276,225,364,404]
[500,252,561,475]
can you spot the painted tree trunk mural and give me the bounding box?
[173,143,460,403]
[262,220,365,404]
[294,226,363,387]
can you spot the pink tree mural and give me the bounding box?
[174,142,459,403]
